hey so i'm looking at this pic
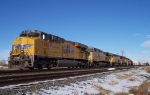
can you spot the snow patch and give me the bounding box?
[107,68,116,70]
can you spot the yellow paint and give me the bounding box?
[10,36,87,60]
[88,51,106,62]
[109,56,114,63]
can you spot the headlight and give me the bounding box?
[21,50,24,54]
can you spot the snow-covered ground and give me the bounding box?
[0,67,150,95]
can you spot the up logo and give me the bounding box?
[66,44,74,54]
[15,44,33,49]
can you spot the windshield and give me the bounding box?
[20,30,40,37]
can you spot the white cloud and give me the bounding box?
[141,40,150,48]
[133,34,141,36]
[146,35,150,38]
[0,50,10,61]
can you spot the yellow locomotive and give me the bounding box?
[87,47,108,67]
[8,30,133,70]
[8,30,90,70]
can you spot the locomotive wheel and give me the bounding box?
[105,63,109,67]
[117,64,119,67]
[79,66,82,68]
[119,64,121,67]
[120,64,122,67]
[38,65,43,69]
[46,64,52,69]
[46,65,49,69]
[112,63,115,67]
[38,67,43,69]
[46,67,51,69]
[83,65,87,68]
[81,65,83,68]
[29,67,34,70]
[19,61,24,70]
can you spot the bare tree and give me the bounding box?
[0,60,7,66]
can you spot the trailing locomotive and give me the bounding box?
[8,30,133,70]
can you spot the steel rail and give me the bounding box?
[0,66,136,87]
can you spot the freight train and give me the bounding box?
[8,30,133,70]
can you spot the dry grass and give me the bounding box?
[148,76,150,80]
[145,66,150,73]
[129,80,150,95]
[114,72,134,79]
[93,85,112,95]
[93,85,131,95]
[92,80,150,95]
[114,92,128,95]
[140,66,150,73]
[140,67,146,70]
[128,77,141,82]
[108,80,118,86]
[128,78,135,81]
[91,67,150,95]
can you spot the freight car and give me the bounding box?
[8,30,133,70]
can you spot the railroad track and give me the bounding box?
[0,65,143,75]
[0,67,108,77]
[0,68,69,75]
[0,66,139,87]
